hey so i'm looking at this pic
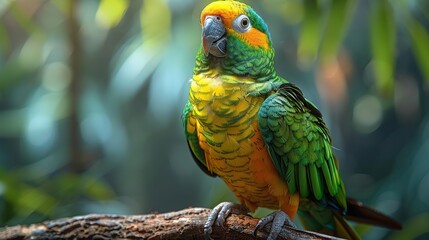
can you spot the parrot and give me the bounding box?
[182,1,401,239]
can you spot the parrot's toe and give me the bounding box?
[204,202,248,240]
[254,211,297,240]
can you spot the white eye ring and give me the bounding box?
[233,15,252,33]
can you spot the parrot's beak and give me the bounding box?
[202,16,227,57]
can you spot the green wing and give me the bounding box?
[182,101,217,177]
[258,83,346,211]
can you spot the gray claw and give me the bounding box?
[204,202,248,240]
[254,211,297,240]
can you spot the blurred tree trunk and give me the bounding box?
[68,0,84,172]
[0,208,341,240]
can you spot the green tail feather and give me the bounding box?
[299,202,360,240]
[298,198,401,239]
[332,212,361,240]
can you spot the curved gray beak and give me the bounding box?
[202,16,227,57]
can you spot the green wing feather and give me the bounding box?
[182,101,217,177]
[258,83,346,211]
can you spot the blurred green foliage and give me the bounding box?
[0,0,428,239]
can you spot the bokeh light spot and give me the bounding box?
[376,191,400,215]
[81,113,112,146]
[42,62,71,92]
[25,115,55,147]
[353,94,383,133]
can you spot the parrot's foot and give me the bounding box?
[204,202,248,240]
[254,211,297,240]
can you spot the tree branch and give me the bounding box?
[0,208,342,240]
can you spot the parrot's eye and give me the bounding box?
[241,18,248,27]
[233,15,252,33]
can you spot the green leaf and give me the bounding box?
[370,0,395,96]
[407,16,429,85]
[298,0,321,66]
[96,0,129,29]
[16,187,56,216]
[0,22,10,53]
[83,177,115,200]
[8,1,41,36]
[319,0,357,61]
[50,0,68,14]
[390,213,429,240]
[140,0,171,46]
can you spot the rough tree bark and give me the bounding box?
[0,208,343,240]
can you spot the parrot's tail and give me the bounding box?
[298,207,360,240]
[298,198,401,240]
[343,198,402,230]
[332,211,361,240]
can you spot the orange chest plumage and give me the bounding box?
[198,122,287,212]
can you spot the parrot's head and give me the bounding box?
[195,1,275,78]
